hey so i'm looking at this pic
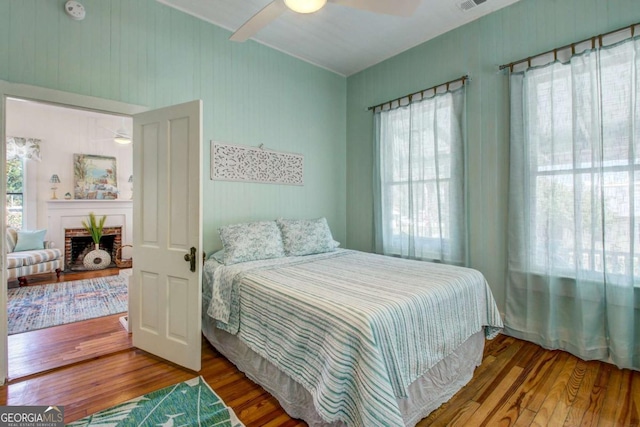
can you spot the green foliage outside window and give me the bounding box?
[6,158,24,229]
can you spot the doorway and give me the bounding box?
[5,98,134,379]
[0,80,147,383]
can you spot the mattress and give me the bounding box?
[202,249,503,426]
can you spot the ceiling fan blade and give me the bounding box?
[230,1,287,42]
[329,0,420,17]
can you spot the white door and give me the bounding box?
[131,100,203,371]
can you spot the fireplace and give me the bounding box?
[46,200,133,263]
[64,226,122,271]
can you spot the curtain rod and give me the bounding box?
[499,21,639,71]
[367,75,469,112]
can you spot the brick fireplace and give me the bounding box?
[64,226,122,271]
[46,200,133,269]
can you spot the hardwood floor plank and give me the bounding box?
[598,367,624,427]
[235,394,282,425]
[441,401,481,427]
[613,369,635,426]
[513,408,536,427]
[482,346,557,426]
[465,365,525,425]
[530,356,579,427]
[547,359,587,425]
[629,370,640,426]
[576,361,607,427]
[261,413,306,427]
[483,334,518,358]
[523,350,569,413]
[474,340,536,405]
[563,360,601,426]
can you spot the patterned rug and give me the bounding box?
[67,376,244,427]
[7,275,128,335]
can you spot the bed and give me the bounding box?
[202,219,503,427]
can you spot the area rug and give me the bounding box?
[7,275,128,335]
[67,376,244,427]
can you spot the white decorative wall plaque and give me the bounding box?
[211,141,304,186]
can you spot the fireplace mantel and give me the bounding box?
[46,200,133,258]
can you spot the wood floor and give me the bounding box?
[3,269,639,426]
[8,314,132,379]
[7,267,132,379]
[1,324,639,426]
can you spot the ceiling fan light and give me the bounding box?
[114,133,132,144]
[284,0,327,14]
[114,136,131,144]
[113,126,132,144]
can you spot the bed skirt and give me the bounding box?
[202,315,485,427]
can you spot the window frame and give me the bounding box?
[523,65,640,281]
[376,90,465,264]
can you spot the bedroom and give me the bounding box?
[1,0,639,425]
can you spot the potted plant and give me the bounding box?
[81,212,111,270]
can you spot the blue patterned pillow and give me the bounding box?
[276,217,337,256]
[218,221,286,265]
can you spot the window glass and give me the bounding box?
[6,157,24,230]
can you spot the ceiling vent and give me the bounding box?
[458,0,487,11]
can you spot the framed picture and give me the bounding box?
[73,154,118,199]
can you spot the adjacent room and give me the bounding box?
[1,0,639,426]
[5,98,133,378]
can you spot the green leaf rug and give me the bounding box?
[67,376,244,427]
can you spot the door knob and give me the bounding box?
[184,247,196,272]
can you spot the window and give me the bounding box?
[5,136,41,230]
[6,157,24,230]
[506,27,640,372]
[510,42,640,281]
[374,88,466,264]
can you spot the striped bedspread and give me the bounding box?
[204,250,503,426]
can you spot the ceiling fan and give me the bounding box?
[230,0,421,42]
[92,118,132,145]
[111,127,132,145]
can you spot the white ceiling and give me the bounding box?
[7,98,132,141]
[156,0,521,76]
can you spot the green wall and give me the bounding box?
[345,0,640,311]
[0,0,347,256]
[3,0,639,311]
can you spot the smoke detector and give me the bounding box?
[64,1,86,21]
[458,0,487,11]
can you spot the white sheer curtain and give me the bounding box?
[373,87,466,264]
[506,36,640,370]
[6,137,41,161]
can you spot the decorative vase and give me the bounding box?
[83,243,111,270]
